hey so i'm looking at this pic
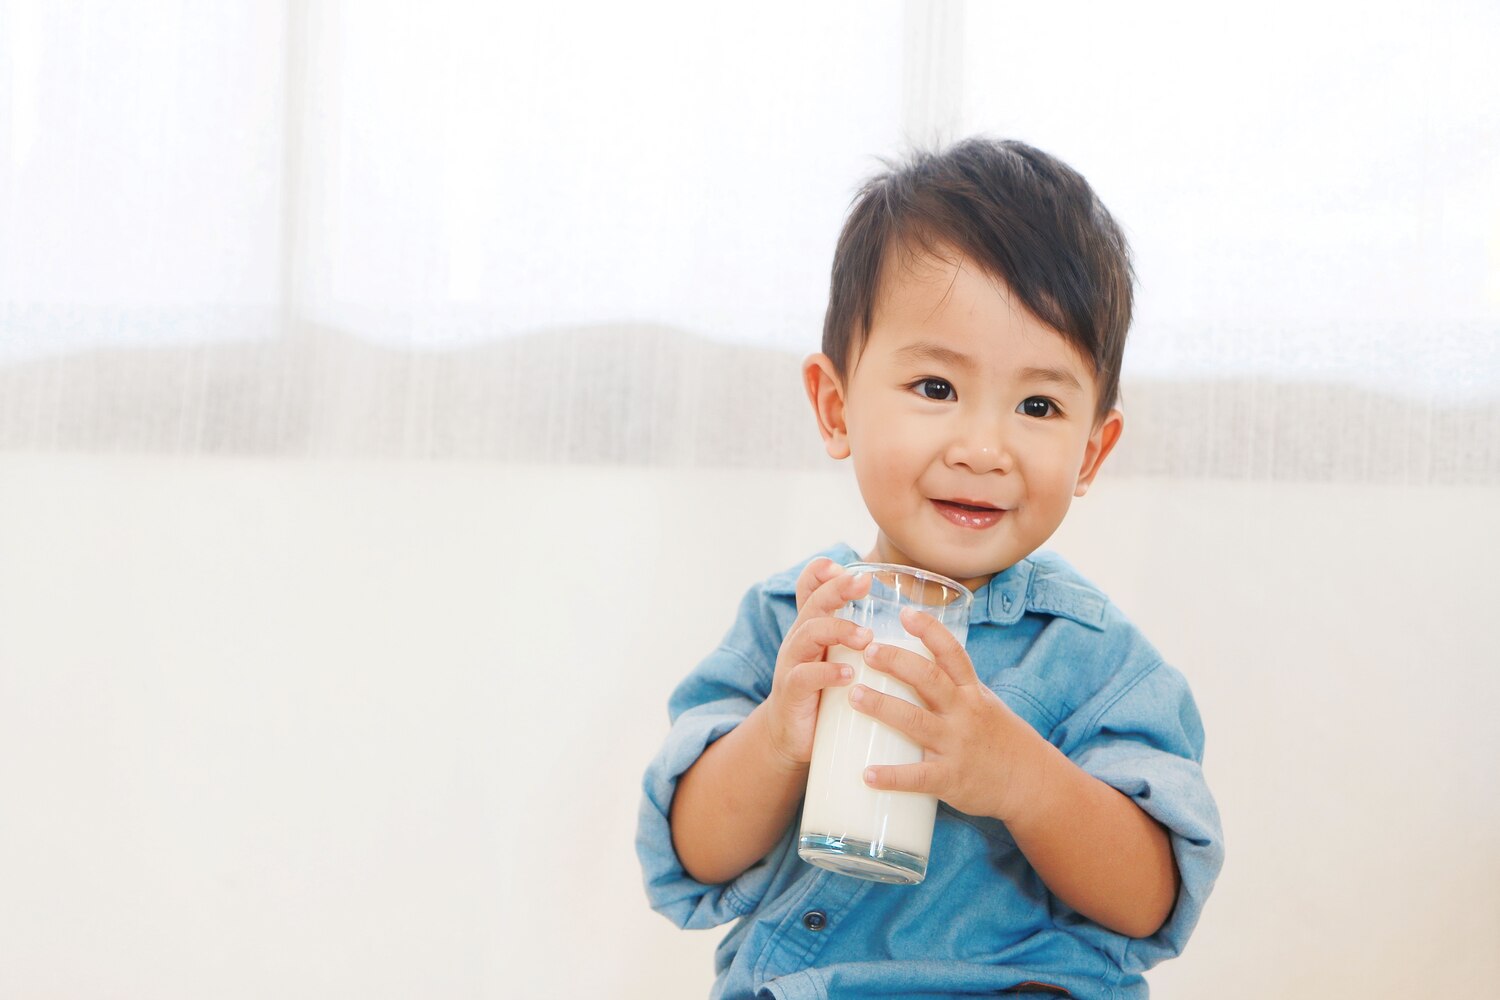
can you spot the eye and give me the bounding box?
[913,378,956,401]
[1018,397,1058,418]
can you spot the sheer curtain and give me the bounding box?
[3,0,1494,479]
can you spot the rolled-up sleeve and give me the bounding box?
[636,587,788,930]
[1066,658,1225,972]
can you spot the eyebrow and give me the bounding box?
[895,343,1086,393]
[1019,366,1085,393]
[893,342,976,372]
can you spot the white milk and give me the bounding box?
[799,636,937,861]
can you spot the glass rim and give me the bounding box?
[842,561,973,610]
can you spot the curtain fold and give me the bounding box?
[3,327,1493,483]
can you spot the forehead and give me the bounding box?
[862,241,1095,378]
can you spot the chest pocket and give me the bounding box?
[970,616,1107,744]
[990,681,1064,741]
[971,646,1066,741]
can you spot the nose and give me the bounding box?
[944,412,1012,475]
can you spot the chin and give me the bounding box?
[873,529,1018,587]
[913,552,1009,590]
[953,541,1037,580]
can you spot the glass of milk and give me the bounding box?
[797,562,973,885]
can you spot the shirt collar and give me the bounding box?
[971,559,1035,627]
[764,545,1104,631]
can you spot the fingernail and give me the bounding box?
[863,768,877,785]
[839,664,853,680]
[855,626,873,644]
[849,685,863,703]
[864,642,881,661]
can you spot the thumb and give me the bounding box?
[795,557,845,611]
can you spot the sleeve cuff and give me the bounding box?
[1075,740,1225,972]
[636,699,780,930]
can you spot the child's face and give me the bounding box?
[805,245,1123,592]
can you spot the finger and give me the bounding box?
[780,657,855,702]
[861,640,952,710]
[899,607,976,685]
[781,616,873,670]
[794,558,845,611]
[863,761,940,796]
[799,567,873,621]
[847,683,940,746]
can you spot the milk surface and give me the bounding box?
[799,636,938,859]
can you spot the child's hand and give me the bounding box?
[849,606,1041,823]
[762,559,874,770]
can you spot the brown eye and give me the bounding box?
[1018,397,1055,418]
[918,378,955,400]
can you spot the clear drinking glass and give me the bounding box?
[797,562,973,884]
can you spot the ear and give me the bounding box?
[1074,408,1123,497]
[802,353,851,460]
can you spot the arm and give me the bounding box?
[852,608,1179,938]
[670,562,873,885]
[999,730,1179,938]
[670,702,809,885]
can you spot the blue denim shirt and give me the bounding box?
[637,544,1223,1000]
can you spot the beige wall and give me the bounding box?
[1,454,1495,997]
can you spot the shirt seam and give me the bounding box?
[994,681,1061,733]
[723,881,756,918]
[1026,593,1107,630]
[719,642,774,694]
[1021,559,1110,626]
[1080,657,1164,736]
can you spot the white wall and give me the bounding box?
[1,454,1495,998]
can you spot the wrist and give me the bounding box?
[989,721,1068,826]
[749,700,812,777]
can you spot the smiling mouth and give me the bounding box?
[931,499,1006,528]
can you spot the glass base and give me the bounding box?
[797,833,928,885]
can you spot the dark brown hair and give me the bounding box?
[821,137,1134,422]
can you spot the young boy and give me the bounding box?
[636,138,1223,1000]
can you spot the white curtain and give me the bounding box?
[2,0,1496,473]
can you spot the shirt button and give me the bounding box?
[801,910,827,931]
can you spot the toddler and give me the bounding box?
[637,137,1223,1000]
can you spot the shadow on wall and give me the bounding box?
[1,325,1495,483]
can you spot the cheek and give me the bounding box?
[853,452,905,500]
[851,444,929,521]
[858,434,924,482]
[1023,436,1089,496]
[851,419,929,474]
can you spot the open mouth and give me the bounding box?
[931,498,1006,528]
